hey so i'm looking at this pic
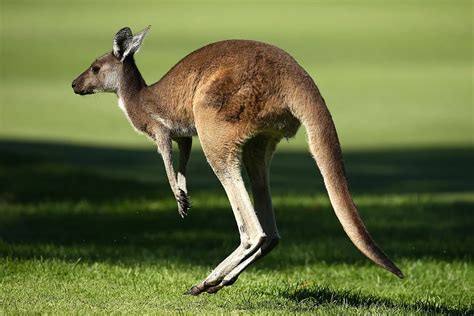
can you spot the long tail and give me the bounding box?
[290,89,403,278]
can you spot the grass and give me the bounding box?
[0,141,473,314]
[1,0,473,314]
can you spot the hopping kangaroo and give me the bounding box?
[72,26,403,295]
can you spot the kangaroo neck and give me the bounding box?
[117,56,146,104]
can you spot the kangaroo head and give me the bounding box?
[72,26,150,95]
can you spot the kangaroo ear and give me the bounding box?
[113,27,133,60]
[120,25,151,62]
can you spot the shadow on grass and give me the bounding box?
[1,139,473,202]
[0,139,473,267]
[284,285,472,315]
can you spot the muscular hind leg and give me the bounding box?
[187,104,280,294]
[202,133,281,293]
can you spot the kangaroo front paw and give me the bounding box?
[177,189,190,218]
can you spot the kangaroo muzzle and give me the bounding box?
[71,78,94,95]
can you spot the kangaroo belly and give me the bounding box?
[150,114,197,137]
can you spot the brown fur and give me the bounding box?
[72,29,403,295]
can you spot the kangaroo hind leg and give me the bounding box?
[203,133,282,294]
[187,107,274,294]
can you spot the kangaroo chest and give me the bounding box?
[118,98,197,138]
[118,98,146,134]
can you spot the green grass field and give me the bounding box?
[1,0,473,314]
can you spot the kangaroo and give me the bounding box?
[72,26,403,295]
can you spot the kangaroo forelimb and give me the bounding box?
[156,133,190,218]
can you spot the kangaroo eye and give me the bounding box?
[91,66,100,74]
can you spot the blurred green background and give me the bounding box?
[1,0,473,313]
[1,0,472,149]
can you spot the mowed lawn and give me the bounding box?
[1,0,473,314]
